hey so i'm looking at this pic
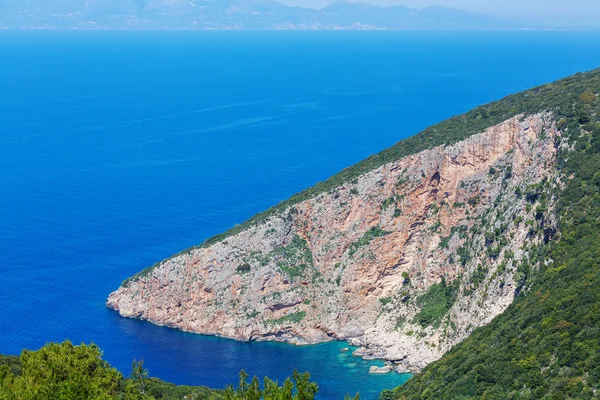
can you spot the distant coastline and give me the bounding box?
[0,0,534,31]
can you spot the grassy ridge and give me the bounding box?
[123,68,600,287]
[385,69,600,398]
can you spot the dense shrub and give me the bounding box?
[413,278,459,329]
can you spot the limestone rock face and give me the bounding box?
[108,113,559,371]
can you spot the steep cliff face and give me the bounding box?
[108,113,559,371]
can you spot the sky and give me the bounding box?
[278,0,600,29]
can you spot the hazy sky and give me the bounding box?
[279,0,600,28]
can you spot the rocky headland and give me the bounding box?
[108,112,559,373]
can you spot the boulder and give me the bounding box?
[369,365,392,374]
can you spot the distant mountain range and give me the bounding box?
[0,0,530,30]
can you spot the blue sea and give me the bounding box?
[1,31,600,399]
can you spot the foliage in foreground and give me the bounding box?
[0,341,322,400]
[384,70,600,398]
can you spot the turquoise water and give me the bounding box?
[1,31,600,398]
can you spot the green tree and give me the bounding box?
[131,359,148,394]
[0,341,122,400]
[263,376,294,400]
[124,359,153,400]
[580,89,596,104]
[291,371,318,400]
[224,370,318,400]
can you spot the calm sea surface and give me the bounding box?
[2,31,600,398]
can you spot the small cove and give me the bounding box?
[106,312,411,399]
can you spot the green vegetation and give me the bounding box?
[467,196,480,207]
[267,311,307,326]
[0,341,124,400]
[438,225,468,250]
[456,245,470,266]
[379,297,393,306]
[381,197,396,210]
[0,341,322,400]
[0,341,221,399]
[236,263,251,274]
[0,355,20,376]
[222,370,319,400]
[394,316,407,331]
[347,226,391,257]
[401,271,410,285]
[464,264,487,296]
[413,278,459,329]
[438,235,450,249]
[386,69,600,398]
[272,236,315,281]
[277,262,309,280]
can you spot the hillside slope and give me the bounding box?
[386,72,600,398]
[109,69,599,375]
